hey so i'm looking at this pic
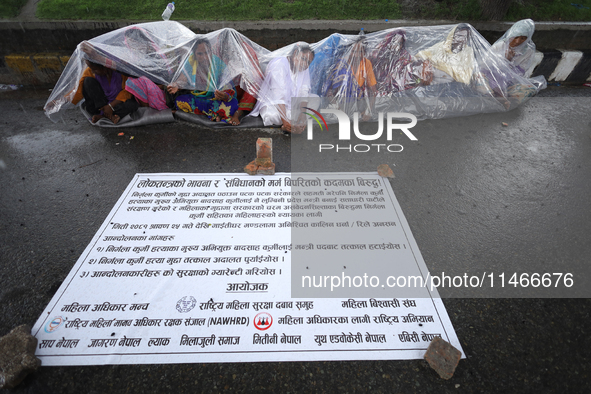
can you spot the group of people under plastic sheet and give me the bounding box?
[44,19,545,132]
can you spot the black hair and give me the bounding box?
[85,60,105,69]
[124,28,147,40]
[193,37,212,54]
[291,42,315,61]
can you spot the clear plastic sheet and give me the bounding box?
[492,19,537,77]
[297,23,546,127]
[44,21,546,126]
[44,21,268,122]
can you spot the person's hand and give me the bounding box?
[214,90,230,102]
[506,48,516,61]
[80,41,94,56]
[291,124,305,134]
[44,99,60,113]
[421,61,433,85]
[281,120,293,133]
[423,70,433,85]
[167,84,179,95]
[285,117,305,134]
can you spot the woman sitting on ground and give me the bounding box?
[214,29,264,125]
[482,19,540,106]
[308,34,343,96]
[415,24,477,87]
[492,19,537,76]
[371,29,433,95]
[80,40,172,113]
[416,24,519,108]
[71,60,139,124]
[322,36,377,121]
[167,38,238,123]
[249,43,316,133]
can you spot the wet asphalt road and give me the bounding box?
[1,86,590,393]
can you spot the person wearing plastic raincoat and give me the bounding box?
[371,29,432,95]
[249,43,316,133]
[214,29,264,126]
[322,37,377,121]
[414,24,517,108]
[492,19,537,76]
[168,38,239,123]
[416,24,477,86]
[482,19,542,105]
[309,34,343,96]
[71,61,139,124]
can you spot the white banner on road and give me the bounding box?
[32,173,463,365]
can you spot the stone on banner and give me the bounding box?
[244,160,258,175]
[423,337,461,380]
[0,325,41,389]
[377,164,394,178]
[256,162,276,175]
[244,138,275,175]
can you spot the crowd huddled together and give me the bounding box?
[44,20,545,132]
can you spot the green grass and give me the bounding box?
[419,0,483,21]
[31,0,591,21]
[506,0,591,22]
[36,0,401,20]
[411,0,591,22]
[0,0,28,19]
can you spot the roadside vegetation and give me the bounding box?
[0,0,27,18]
[506,0,591,21]
[18,0,591,21]
[407,0,591,22]
[36,0,401,21]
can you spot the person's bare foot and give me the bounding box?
[496,97,511,110]
[91,114,104,123]
[230,114,241,125]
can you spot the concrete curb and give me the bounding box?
[2,53,70,85]
[1,19,590,85]
[2,50,590,87]
[531,50,591,83]
[1,19,590,50]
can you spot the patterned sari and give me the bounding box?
[175,53,238,122]
[125,76,168,110]
[323,57,376,99]
[371,30,424,94]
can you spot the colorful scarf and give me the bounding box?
[125,76,168,110]
[323,52,375,99]
[309,34,343,95]
[371,29,423,92]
